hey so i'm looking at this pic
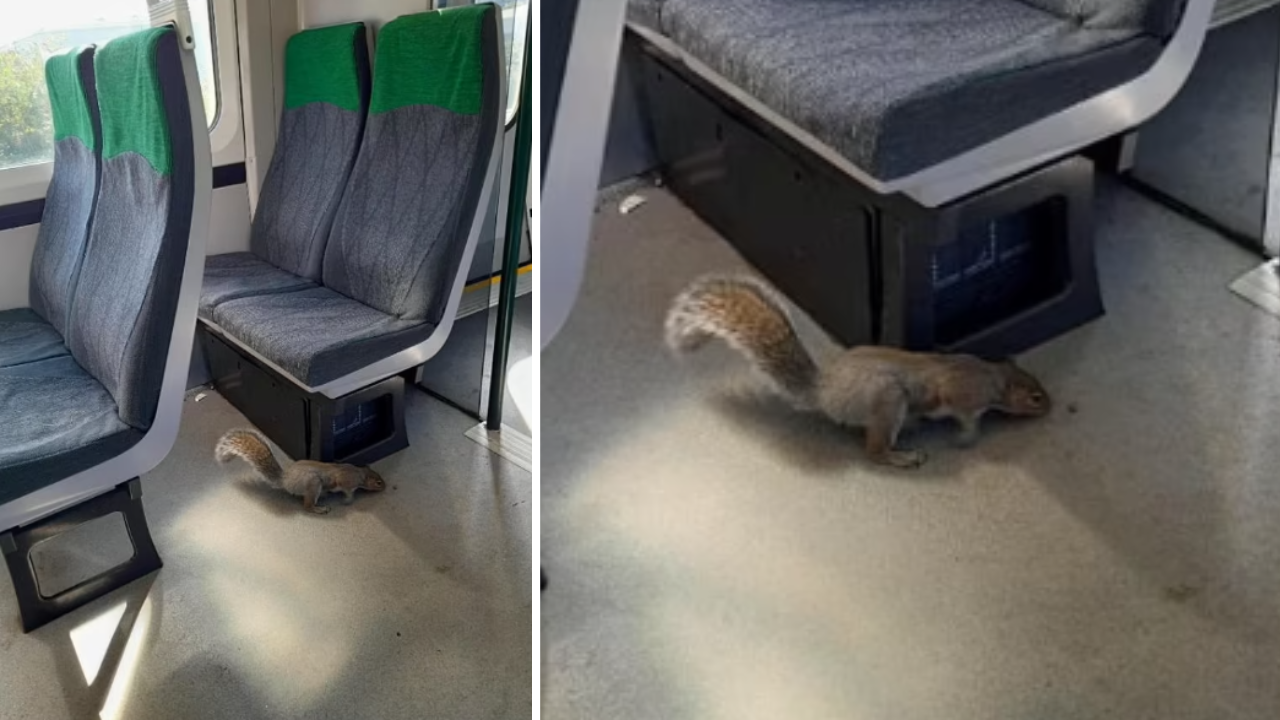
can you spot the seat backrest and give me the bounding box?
[1018,0,1189,38]
[28,47,101,340]
[66,26,196,430]
[250,22,371,281]
[322,5,501,323]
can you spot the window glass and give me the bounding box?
[0,0,219,172]
[190,0,219,129]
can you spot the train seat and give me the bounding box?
[0,23,211,631]
[203,6,503,399]
[198,22,371,319]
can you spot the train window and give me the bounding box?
[190,0,219,129]
[0,0,219,173]
[496,0,529,125]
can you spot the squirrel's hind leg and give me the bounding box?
[863,389,926,469]
[954,413,983,448]
[300,476,330,515]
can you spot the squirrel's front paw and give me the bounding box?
[307,505,331,515]
[874,449,927,469]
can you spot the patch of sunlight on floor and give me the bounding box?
[654,596,867,720]
[560,397,1104,719]
[171,485,358,706]
[69,602,127,685]
[101,595,152,720]
[563,404,886,650]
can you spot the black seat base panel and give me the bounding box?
[879,155,1103,356]
[1,479,162,633]
[201,327,409,467]
[639,43,1104,357]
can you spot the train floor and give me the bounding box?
[0,387,532,719]
[541,179,1280,719]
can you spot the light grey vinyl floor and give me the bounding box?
[0,388,532,719]
[541,181,1280,720]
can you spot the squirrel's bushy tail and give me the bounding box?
[216,428,284,486]
[665,274,819,405]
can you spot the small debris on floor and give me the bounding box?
[1066,402,1078,414]
[1164,583,1200,603]
[619,194,647,215]
[396,632,402,637]
[194,392,208,402]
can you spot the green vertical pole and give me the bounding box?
[486,25,533,430]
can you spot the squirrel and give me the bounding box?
[664,274,1052,468]
[215,428,386,513]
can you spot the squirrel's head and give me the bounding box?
[360,468,387,492]
[995,360,1051,417]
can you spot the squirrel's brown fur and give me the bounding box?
[665,274,1051,468]
[215,428,386,513]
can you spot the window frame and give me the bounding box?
[499,0,530,128]
[206,0,243,167]
[0,0,242,207]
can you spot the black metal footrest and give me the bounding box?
[1,478,162,633]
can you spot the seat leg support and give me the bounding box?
[1,479,162,633]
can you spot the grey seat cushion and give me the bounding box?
[0,356,142,504]
[198,252,315,320]
[657,0,1167,180]
[0,308,70,368]
[211,286,434,387]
